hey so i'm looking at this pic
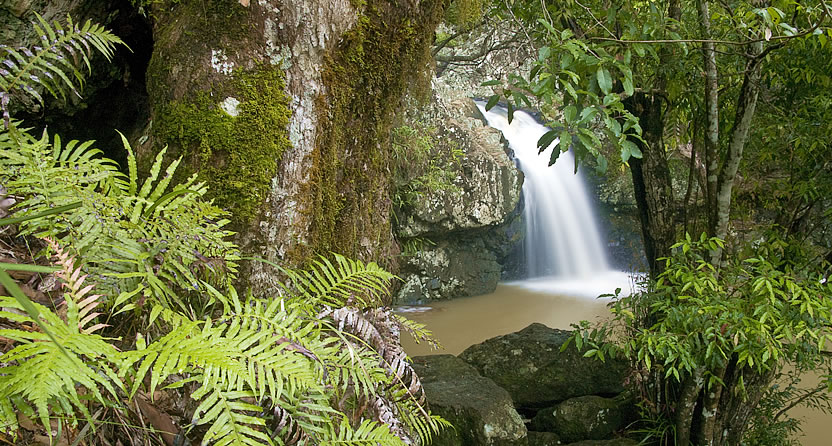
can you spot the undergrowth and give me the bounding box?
[0,14,447,446]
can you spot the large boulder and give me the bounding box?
[397,238,501,302]
[395,108,522,237]
[394,96,524,303]
[459,323,628,408]
[412,354,527,446]
[530,396,629,443]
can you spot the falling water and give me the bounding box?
[477,103,610,279]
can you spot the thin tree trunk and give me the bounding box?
[716,367,776,445]
[697,366,726,445]
[625,0,681,278]
[711,39,764,264]
[675,368,704,446]
[697,0,720,234]
[683,119,701,235]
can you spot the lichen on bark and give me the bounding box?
[144,0,290,226]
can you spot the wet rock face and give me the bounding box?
[412,354,528,446]
[459,323,628,408]
[394,97,524,303]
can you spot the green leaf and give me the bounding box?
[538,46,551,62]
[621,140,642,160]
[559,130,571,152]
[0,263,59,273]
[485,94,500,111]
[0,269,71,359]
[480,79,501,87]
[537,130,558,153]
[622,75,634,96]
[563,105,577,122]
[0,201,82,226]
[597,67,612,94]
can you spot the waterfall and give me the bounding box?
[477,103,610,278]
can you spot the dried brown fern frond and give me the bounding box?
[47,238,107,334]
[320,305,436,443]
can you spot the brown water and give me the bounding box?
[399,283,831,445]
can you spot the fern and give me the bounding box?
[285,254,395,308]
[324,419,402,446]
[1,127,239,317]
[0,242,122,436]
[0,14,125,126]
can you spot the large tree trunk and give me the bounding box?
[626,92,675,278]
[143,0,447,294]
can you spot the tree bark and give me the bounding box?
[143,0,447,294]
[627,92,675,277]
[675,368,704,446]
[625,0,680,278]
[697,0,721,234]
[711,40,764,263]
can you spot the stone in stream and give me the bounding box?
[411,354,527,446]
[529,395,631,443]
[459,323,629,408]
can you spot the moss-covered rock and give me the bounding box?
[412,354,528,446]
[530,395,629,443]
[527,431,562,446]
[459,323,629,408]
[393,96,524,302]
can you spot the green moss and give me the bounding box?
[154,66,291,225]
[302,0,448,268]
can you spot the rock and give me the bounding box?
[412,355,528,446]
[394,96,525,303]
[396,111,522,238]
[564,439,638,446]
[397,238,502,302]
[527,431,561,446]
[530,396,628,443]
[459,323,628,408]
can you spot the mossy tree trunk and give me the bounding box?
[144,0,447,294]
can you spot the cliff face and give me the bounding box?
[394,96,524,303]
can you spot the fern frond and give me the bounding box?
[288,254,394,308]
[393,314,440,350]
[0,296,123,435]
[193,389,272,446]
[48,238,107,334]
[0,14,125,116]
[324,419,403,446]
[271,404,311,445]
